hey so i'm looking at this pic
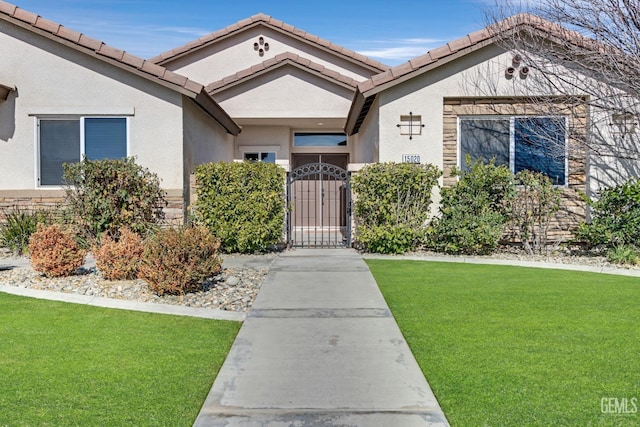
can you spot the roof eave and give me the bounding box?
[0,82,15,100]
[194,91,241,135]
[0,12,201,99]
[208,58,358,95]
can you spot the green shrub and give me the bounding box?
[575,178,640,247]
[606,244,639,265]
[28,224,86,277]
[194,162,286,253]
[0,207,52,255]
[93,228,144,280]
[508,170,562,254]
[62,158,166,244]
[138,226,222,296]
[357,224,420,255]
[352,162,441,254]
[428,158,515,255]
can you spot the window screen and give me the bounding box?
[84,117,127,160]
[38,117,128,186]
[39,120,80,185]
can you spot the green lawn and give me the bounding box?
[0,293,240,426]
[367,260,640,426]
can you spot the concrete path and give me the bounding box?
[193,249,449,427]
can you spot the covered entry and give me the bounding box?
[287,154,351,248]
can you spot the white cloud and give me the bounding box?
[353,38,445,65]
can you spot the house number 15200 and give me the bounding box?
[402,154,421,163]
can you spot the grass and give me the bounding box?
[367,260,640,426]
[0,293,240,426]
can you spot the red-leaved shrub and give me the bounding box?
[93,228,144,280]
[28,224,86,277]
[138,226,222,296]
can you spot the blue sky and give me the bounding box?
[11,0,502,65]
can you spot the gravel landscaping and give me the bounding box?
[0,249,275,312]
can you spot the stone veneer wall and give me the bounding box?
[443,97,588,241]
[0,189,187,226]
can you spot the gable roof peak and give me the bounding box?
[206,51,359,94]
[150,13,389,73]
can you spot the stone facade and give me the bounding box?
[443,97,588,240]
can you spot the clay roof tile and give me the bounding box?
[77,34,103,51]
[34,16,60,34]
[13,7,37,24]
[0,2,16,15]
[97,44,125,61]
[140,60,166,78]
[57,26,81,43]
[448,36,471,53]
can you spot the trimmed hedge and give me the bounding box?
[194,162,286,253]
[352,162,441,254]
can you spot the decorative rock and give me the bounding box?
[225,276,240,286]
[0,258,269,313]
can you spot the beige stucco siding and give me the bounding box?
[352,97,380,164]
[164,26,375,85]
[0,20,185,190]
[182,98,234,170]
[234,125,290,165]
[215,66,354,120]
[374,45,517,168]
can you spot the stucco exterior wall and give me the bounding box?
[181,97,234,219]
[163,26,377,85]
[215,66,354,120]
[0,20,186,192]
[352,97,380,164]
[234,125,291,167]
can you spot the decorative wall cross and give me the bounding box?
[397,112,425,140]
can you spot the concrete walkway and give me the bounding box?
[193,249,449,427]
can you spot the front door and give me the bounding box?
[288,154,350,248]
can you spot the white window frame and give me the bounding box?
[35,116,130,188]
[458,115,569,187]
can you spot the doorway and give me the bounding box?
[288,154,351,248]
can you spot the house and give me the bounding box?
[0,1,239,222]
[1,2,635,246]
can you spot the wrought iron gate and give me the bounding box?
[287,162,351,248]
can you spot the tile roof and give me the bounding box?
[0,1,240,135]
[346,13,600,135]
[206,52,360,94]
[150,13,389,73]
[356,13,594,96]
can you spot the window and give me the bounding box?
[459,116,567,185]
[38,117,127,186]
[294,133,347,147]
[244,152,276,163]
